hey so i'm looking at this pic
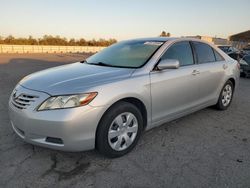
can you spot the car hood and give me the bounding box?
[20,62,135,95]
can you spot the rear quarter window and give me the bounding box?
[193,42,216,63]
[213,49,225,61]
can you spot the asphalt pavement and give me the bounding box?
[1,54,250,188]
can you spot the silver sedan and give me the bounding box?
[9,38,240,157]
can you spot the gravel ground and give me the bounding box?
[0,54,250,188]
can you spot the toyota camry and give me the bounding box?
[9,37,240,157]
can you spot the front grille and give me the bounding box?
[12,92,38,109]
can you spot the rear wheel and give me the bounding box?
[96,101,143,158]
[215,80,234,110]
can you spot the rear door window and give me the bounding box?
[193,42,216,63]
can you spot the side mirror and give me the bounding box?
[157,59,180,70]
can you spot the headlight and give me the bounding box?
[37,92,97,111]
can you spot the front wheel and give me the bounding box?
[215,80,234,110]
[96,101,143,158]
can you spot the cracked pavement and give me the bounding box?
[0,54,250,188]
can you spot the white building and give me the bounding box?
[185,35,229,45]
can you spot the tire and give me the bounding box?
[96,101,143,158]
[215,80,234,110]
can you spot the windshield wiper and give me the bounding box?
[92,62,116,67]
[80,59,88,64]
[86,61,133,68]
[82,61,113,67]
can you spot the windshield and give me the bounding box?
[86,40,164,68]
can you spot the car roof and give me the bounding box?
[123,37,224,51]
[127,37,177,42]
[127,37,220,44]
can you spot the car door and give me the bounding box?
[150,41,200,125]
[191,41,226,105]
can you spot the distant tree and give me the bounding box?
[98,38,106,46]
[0,36,3,44]
[27,36,38,45]
[160,31,171,37]
[4,35,15,44]
[68,38,76,46]
[88,39,97,46]
[0,35,117,46]
[160,31,167,37]
[108,38,117,45]
[78,38,87,46]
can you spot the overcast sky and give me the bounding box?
[1,0,250,40]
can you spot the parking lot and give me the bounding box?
[0,54,250,188]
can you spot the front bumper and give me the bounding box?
[8,85,105,152]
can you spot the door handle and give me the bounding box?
[192,70,200,75]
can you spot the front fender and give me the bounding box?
[88,74,152,127]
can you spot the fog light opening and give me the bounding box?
[45,137,63,145]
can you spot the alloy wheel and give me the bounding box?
[221,84,232,107]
